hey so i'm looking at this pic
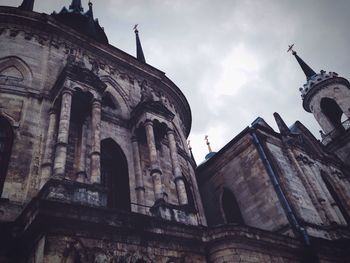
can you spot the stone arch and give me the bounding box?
[101,138,131,211]
[0,115,14,196]
[309,84,350,133]
[0,56,33,84]
[182,174,195,210]
[101,90,119,110]
[100,75,130,118]
[153,119,168,144]
[320,98,345,131]
[221,188,244,224]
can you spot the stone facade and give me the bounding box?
[0,2,350,263]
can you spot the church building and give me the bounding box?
[0,1,349,262]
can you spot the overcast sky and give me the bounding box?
[2,0,350,161]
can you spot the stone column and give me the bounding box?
[90,98,101,184]
[309,165,346,225]
[167,129,188,205]
[40,108,57,187]
[53,89,73,177]
[131,136,146,213]
[76,120,87,183]
[144,120,164,200]
[288,150,328,222]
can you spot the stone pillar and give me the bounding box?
[288,150,328,222]
[76,120,87,182]
[90,98,101,184]
[144,120,164,200]
[167,129,188,205]
[40,108,57,187]
[131,136,146,213]
[53,89,73,177]
[309,165,346,225]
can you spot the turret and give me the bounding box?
[291,47,350,163]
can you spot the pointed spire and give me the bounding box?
[133,24,146,63]
[187,140,197,166]
[69,0,83,12]
[273,112,290,136]
[19,0,34,11]
[288,45,317,80]
[86,1,96,37]
[86,1,93,18]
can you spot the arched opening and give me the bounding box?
[183,175,195,210]
[320,98,345,131]
[102,93,117,109]
[66,90,93,178]
[222,188,244,224]
[101,139,130,211]
[0,116,14,195]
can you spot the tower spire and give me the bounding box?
[133,24,146,63]
[69,0,83,12]
[288,45,316,80]
[204,135,212,153]
[18,0,34,11]
[86,1,96,37]
[187,140,197,166]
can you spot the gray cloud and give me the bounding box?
[2,0,350,160]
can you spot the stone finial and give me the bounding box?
[19,0,34,11]
[273,112,290,136]
[205,135,212,153]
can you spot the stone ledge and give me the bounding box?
[150,199,198,226]
[39,178,107,207]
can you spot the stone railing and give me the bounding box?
[322,118,350,145]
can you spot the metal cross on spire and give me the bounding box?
[287,44,295,53]
[205,135,213,153]
[288,44,317,80]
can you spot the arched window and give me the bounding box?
[0,56,32,84]
[0,116,14,195]
[222,188,244,224]
[320,98,345,130]
[182,175,195,210]
[101,139,130,211]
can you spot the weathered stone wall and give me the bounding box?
[265,134,349,239]
[40,234,206,263]
[197,133,289,232]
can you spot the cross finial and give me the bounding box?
[133,24,139,33]
[287,44,297,55]
[205,135,212,153]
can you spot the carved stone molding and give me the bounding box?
[296,154,314,165]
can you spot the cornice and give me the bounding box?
[302,76,350,112]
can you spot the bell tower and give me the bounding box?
[291,48,350,163]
